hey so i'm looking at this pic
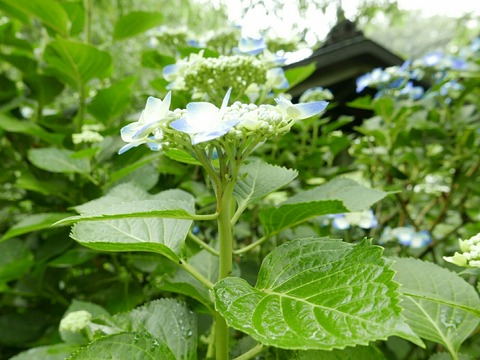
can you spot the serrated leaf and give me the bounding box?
[57,184,197,225]
[392,258,480,354]
[113,299,196,360]
[9,343,79,360]
[68,185,195,262]
[28,148,90,173]
[294,345,387,359]
[260,178,387,235]
[214,238,400,350]
[113,11,163,40]
[234,159,297,210]
[44,39,112,88]
[160,250,217,311]
[1,212,73,242]
[67,332,175,360]
[0,0,69,36]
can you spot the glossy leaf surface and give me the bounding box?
[67,332,175,360]
[69,184,195,262]
[392,258,480,354]
[214,238,400,350]
[113,299,197,360]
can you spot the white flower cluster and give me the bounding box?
[444,233,480,267]
[119,91,329,154]
[72,124,105,145]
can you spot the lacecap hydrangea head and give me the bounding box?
[119,90,328,155]
[444,233,480,267]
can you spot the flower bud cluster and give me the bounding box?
[72,124,105,145]
[204,28,239,55]
[444,233,480,267]
[182,55,267,98]
[300,87,334,102]
[148,27,192,52]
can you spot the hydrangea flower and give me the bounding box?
[170,89,241,144]
[417,50,468,71]
[266,67,289,90]
[381,226,432,248]
[444,233,480,267]
[235,35,266,55]
[274,96,328,120]
[330,209,378,230]
[118,92,172,154]
[299,87,334,102]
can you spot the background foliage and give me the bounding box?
[0,0,479,359]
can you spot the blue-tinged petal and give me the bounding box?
[275,97,328,120]
[120,122,141,142]
[267,68,289,90]
[163,64,177,81]
[146,142,162,151]
[133,120,161,139]
[190,117,241,145]
[237,36,266,55]
[170,117,196,134]
[332,215,350,230]
[118,140,144,155]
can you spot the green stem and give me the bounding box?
[84,0,92,44]
[233,343,264,360]
[234,235,267,255]
[188,231,220,256]
[179,259,214,290]
[215,179,235,360]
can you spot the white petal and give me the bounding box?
[221,88,232,110]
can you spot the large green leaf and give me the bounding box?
[259,177,388,235]
[294,345,387,359]
[1,212,73,242]
[68,184,195,262]
[28,148,90,173]
[234,159,297,210]
[113,11,163,40]
[57,185,197,225]
[0,239,34,282]
[141,50,175,69]
[392,258,480,354]
[44,39,112,89]
[0,113,64,145]
[113,299,196,360]
[24,73,65,105]
[9,344,78,360]
[67,332,175,360]
[214,238,401,350]
[87,77,136,124]
[0,0,69,36]
[284,63,316,89]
